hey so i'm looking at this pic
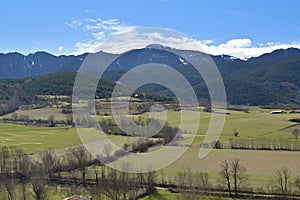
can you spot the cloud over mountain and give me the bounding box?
[65,18,300,59]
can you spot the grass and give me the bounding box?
[140,189,181,200]
[0,122,81,153]
[0,122,135,154]
[140,188,233,200]
[1,105,300,189]
[150,108,299,139]
[163,147,300,188]
[3,107,69,121]
[4,105,299,140]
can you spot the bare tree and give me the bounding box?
[89,184,104,200]
[195,171,209,192]
[231,158,247,195]
[91,164,99,184]
[68,146,91,183]
[119,163,131,200]
[103,167,120,200]
[17,182,30,200]
[160,169,166,186]
[276,167,290,195]
[295,177,300,193]
[293,128,300,139]
[146,169,156,193]
[186,168,194,189]
[220,159,248,196]
[66,114,73,126]
[29,163,48,200]
[41,150,55,179]
[18,154,31,182]
[0,146,10,176]
[3,178,16,200]
[220,160,232,196]
[176,169,187,188]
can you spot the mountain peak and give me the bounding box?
[145,44,168,49]
[28,51,56,57]
[248,47,300,62]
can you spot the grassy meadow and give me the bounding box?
[1,105,300,153]
[1,105,300,198]
[140,188,232,200]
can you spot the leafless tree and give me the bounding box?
[293,128,300,139]
[220,159,249,196]
[66,114,73,126]
[176,169,187,189]
[67,146,91,183]
[0,146,10,176]
[231,158,247,195]
[186,168,194,189]
[130,172,140,199]
[195,171,209,192]
[295,177,300,193]
[41,150,55,179]
[89,184,104,200]
[276,167,290,195]
[28,163,48,200]
[220,160,232,195]
[146,169,156,193]
[17,182,30,200]
[160,169,166,185]
[119,163,131,200]
[2,178,16,200]
[103,167,120,200]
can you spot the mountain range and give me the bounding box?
[1,45,300,113]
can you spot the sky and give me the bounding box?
[1,0,300,59]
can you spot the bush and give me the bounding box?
[211,140,222,149]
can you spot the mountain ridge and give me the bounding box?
[1,46,300,110]
[0,47,297,79]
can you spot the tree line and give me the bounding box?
[203,138,300,151]
[1,145,300,199]
[96,116,187,145]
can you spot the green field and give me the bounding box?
[1,106,300,151]
[4,107,70,121]
[0,123,134,154]
[141,188,232,200]
[0,123,79,153]
[1,106,300,191]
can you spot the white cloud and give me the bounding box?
[58,46,64,52]
[221,38,252,48]
[66,18,138,55]
[65,20,83,29]
[102,19,119,25]
[66,18,300,59]
[201,40,300,59]
[84,9,95,13]
[202,40,213,45]
[92,32,105,40]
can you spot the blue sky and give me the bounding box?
[1,0,300,58]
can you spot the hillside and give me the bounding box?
[1,46,300,108]
[0,72,116,114]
